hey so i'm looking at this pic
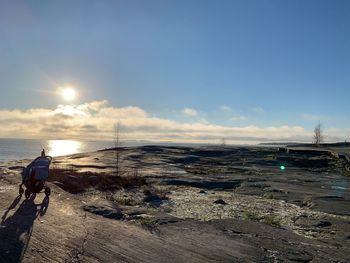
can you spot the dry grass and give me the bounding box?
[142,185,169,200]
[263,192,275,199]
[113,196,140,206]
[119,169,146,188]
[49,165,147,194]
[49,165,79,181]
[242,210,281,227]
[242,210,260,221]
[302,196,313,207]
[342,165,350,177]
[263,214,281,227]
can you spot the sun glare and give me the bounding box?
[47,140,82,157]
[61,87,76,101]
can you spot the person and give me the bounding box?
[41,149,46,157]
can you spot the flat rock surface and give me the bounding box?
[0,145,349,262]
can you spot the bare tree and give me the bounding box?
[313,122,323,145]
[221,138,226,147]
[113,122,123,176]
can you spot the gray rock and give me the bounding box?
[286,250,313,262]
[315,221,332,228]
[144,194,162,203]
[143,194,163,207]
[83,205,123,220]
[214,199,227,205]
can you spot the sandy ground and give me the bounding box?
[0,145,349,262]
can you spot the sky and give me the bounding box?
[0,0,349,143]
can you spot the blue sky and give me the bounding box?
[0,0,349,142]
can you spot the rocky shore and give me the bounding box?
[0,145,349,262]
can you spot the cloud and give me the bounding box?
[181,107,198,117]
[230,115,247,121]
[301,114,326,122]
[219,105,233,112]
[323,128,350,142]
[252,107,265,114]
[0,100,348,143]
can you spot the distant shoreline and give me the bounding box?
[1,137,349,163]
[259,142,350,147]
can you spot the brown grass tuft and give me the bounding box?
[49,165,147,194]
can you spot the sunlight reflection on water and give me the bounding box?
[47,140,83,157]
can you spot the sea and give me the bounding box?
[0,138,213,162]
[0,138,114,162]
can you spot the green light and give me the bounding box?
[280,165,285,170]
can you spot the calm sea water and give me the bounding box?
[0,138,113,161]
[0,137,262,162]
[0,138,213,162]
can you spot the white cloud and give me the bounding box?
[323,128,350,142]
[252,107,265,114]
[181,107,198,117]
[301,114,326,122]
[230,115,247,121]
[219,105,232,112]
[1,100,348,143]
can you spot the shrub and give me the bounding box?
[120,169,146,188]
[113,196,139,206]
[342,165,350,177]
[242,210,260,221]
[49,165,146,193]
[302,196,313,207]
[263,192,274,199]
[263,214,281,227]
[143,185,169,200]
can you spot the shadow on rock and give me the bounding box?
[165,179,242,190]
[0,195,49,263]
[39,196,50,216]
[1,195,22,224]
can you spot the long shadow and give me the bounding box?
[0,194,50,263]
[1,195,22,224]
[39,196,50,217]
[165,179,242,190]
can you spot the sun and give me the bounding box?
[61,87,76,101]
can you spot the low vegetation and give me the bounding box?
[49,164,147,194]
[242,210,260,221]
[142,185,169,200]
[243,210,281,227]
[302,196,313,208]
[263,214,281,227]
[342,165,350,177]
[263,192,275,199]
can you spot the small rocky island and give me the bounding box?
[1,145,349,262]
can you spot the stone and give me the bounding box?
[83,205,123,220]
[315,221,332,228]
[214,199,227,205]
